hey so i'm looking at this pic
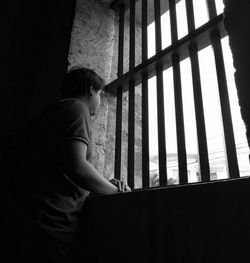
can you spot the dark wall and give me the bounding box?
[80,177,250,263]
[0,0,76,143]
[223,1,250,149]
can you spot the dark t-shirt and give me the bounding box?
[19,98,92,243]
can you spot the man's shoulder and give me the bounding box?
[58,98,86,109]
[55,98,90,116]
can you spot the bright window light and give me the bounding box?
[180,58,200,183]
[215,0,224,14]
[193,0,209,29]
[148,76,159,186]
[163,67,179,185]
[222,36,250,177]
[198,45,228,180]
[147,22,156,58]
[161,11,171,49]
[147,0,250,184]
[176,0,188,39]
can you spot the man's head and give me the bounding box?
[61,67,105,115]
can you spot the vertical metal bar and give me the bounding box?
[189,45,211,182]
[207,0,240,178]
[142,0,148,62]
[206,0,217,19]
[129,0,136,69]
[169,0,178,43]
[154,0,167,186]
[211,33,240,178]
[142,0,150,187]
[156,65,168,186]
[186,0,210,182]
[114,4,125,180]
[154,0,162,52]
[172,55,188,184]
[185,0,195,32]
[128,81,135,189]
[170,0,188,184]
[142,74,150,187]
[115,88,123,181]
[127,0,136,189]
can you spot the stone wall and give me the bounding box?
[68,0,117,180]
[69,0,143,187]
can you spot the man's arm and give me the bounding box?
[59,141,119,195]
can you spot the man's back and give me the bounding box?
[17,98,92,242]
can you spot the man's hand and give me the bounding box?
[109,178,131,192]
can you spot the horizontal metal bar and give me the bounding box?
[105,14,226,95]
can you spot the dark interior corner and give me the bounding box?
[0,0,76,142]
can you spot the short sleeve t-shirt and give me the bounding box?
[20,98,92,242]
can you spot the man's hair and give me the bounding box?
[61,67,105,99]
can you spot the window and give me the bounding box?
[107,0,250,189]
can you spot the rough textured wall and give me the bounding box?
[68,0,117,179]
[223,0,250,156]
[68,0,143,185]
[69,0,143,186]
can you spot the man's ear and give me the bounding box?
[89,86,94,96]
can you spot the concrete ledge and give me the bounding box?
[79,177,250,262]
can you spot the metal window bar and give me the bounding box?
[154,0,168,186]
[169,0,188,184]
[106,14,226,95]
[108,0,239,187]
[154,0,162,52]
[141,0,150,187]
[114,3,125,181]
[206,0,240,179]
[127,0,136,189]
[186,0,210,182]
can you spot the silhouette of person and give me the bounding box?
[11,67,130,262]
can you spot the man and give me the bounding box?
[13,67,130,262]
